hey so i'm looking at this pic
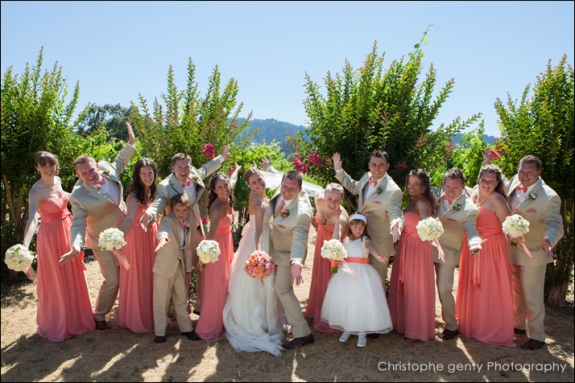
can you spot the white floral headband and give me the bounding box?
[349,213,367,223]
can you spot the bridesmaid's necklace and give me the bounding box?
[475,193,490,207]
[324,207,337,223]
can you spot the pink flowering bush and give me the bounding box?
[203,143,215,159]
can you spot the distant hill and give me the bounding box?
[237,118,498,152]
[236,118,305,153]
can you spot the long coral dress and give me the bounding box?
[456,208,516,347]
[388,211,436,341]
[117,204,158,333]
[195,212,234,340]
[305,213,346,334]
[36,195,95,342]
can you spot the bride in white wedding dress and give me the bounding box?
[222,167,284,356]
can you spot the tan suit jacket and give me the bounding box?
[433,189,482,266]
[507,176,564,267]
[147,156,224,235]
[153,214,193,278]
[70,144,135,249]
[335,171,403,259]
[269,190,313,266]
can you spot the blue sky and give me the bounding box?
[1,1,573,137]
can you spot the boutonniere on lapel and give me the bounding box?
[191,173,200,182]
[101,169,111,177]
[451,204,461,212]
[528,193,537,201]
[280,209,290,219]
[376,186,383,195]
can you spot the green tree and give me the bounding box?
[449,122,490,187]
[76,103,131,142]
[291,29,480,210]
[1,47,80,279]
[494,55,574,306]
[130,58,252,178]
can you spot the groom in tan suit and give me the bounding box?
[505,155,563,350]
[269,170,314,349]
[333,151,404,285]
[61,123,136,330]
[433,167,483,340]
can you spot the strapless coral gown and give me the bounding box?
[388,212,436,341]
[195,212,234,340]
[118,204,158,333]
[456,208,516,347]
[36,195,95,341]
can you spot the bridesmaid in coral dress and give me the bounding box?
[117,159,159,333]
[389,169,437,341]
[193,166,241,340]
[305,183,348,334]
[22,151,95,342]
[457,164,516,347]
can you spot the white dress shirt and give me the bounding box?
[511,183,537,213]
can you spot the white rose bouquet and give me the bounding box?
[502,214,533,258]
[321,239,347,274]
[98,228,130,270]
[196,240,221,270]
[5,244,35,272]
[416,217,445,262]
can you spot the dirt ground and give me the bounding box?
[1,228,574,382]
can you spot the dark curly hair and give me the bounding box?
[127,158,157,205]
[405,169,438,210]
[207,172,234,210]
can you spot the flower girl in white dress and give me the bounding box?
[321,213,393,347]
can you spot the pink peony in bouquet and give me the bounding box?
[244,250,275,284]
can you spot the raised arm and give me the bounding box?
[229,163,241,190]
[197,145,230,180]
[333,153,362,195]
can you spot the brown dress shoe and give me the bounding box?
[439,329,459,340]
[521,338,545,350]
[282,334,315,350]
[182,330,201,341]
[95,320,111,330]
[514,328,527,335]
[153,335,166,343]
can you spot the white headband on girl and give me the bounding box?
[349,213,367,223]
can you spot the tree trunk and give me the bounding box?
[547,282,569,307]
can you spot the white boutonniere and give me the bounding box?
[376,186,383,195]
[528,193,537,201]
[451,204,461,212]
[101,169,111,176]
[191,173,200,181]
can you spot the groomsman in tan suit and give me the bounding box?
[141,146,230,313]
[152,193,197,343]
[269,170,314,349]
[502,155,563,350]
[433,167,483,340]
[61,123,136,330]
[333,151,404,284]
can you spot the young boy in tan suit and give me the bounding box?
[152,193,198,343]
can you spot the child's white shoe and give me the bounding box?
[357,335,367,348]
[339,331,351,343]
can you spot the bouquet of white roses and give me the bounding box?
[196,240,221,270]
[4,244,35,272]
[321,239,347,274]
[98,228,130,270]
[416,217,445,262]
[502,214,532,258]
[98,228,127,251]
[502,214,530,238]
[416,217,444,242]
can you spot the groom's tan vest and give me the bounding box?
[70,144,134,250]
